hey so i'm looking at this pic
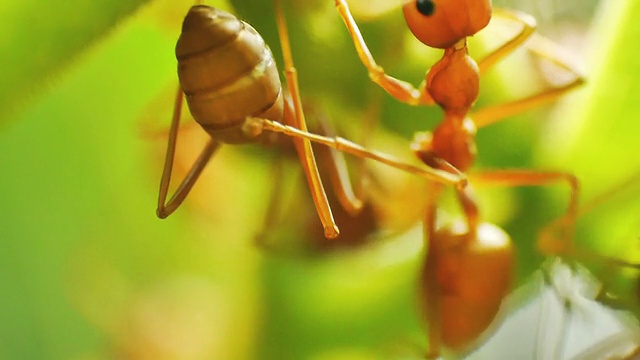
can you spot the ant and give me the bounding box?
[156,1,465,242]
[334,0,583,357]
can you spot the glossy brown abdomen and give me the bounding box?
[175,5,283,143]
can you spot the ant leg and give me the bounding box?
[137,86,201,141]
[257,112,381,244]
[304,85,387,216]
[456,186,481,235]
[476,8,537,75]
[274,0,339,239]
[473,9,584,127]
[352,89,383,203]
[334,0,434,106]
[254,117,465,186]
[157,87,220,218]
[547,171,640,269]
[469,170,579,256]
[331,89,386,213]
[311,109,364,215]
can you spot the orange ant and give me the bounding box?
[156,1,465,241]
[334,0,584,357]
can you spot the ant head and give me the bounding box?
[402,0,492,49]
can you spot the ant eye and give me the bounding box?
[416,0,435,16]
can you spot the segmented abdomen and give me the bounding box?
[176,5,283,143]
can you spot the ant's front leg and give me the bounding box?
[334,0,434,106]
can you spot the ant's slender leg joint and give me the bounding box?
[253,117,467,187]
[470,170,579,255]
[157,140,219,219]
[457,186,480,234]
[334,0,434,106]
[312,110,364,215]
[157,87,221,219]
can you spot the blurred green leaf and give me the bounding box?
[538,0,640,310]
[541,0,640,187]
[0,5,179,358]
[0,0,153,124]
[539,0,640,233]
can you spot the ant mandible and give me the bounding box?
[335,0,584,356]
[156,0,465,241]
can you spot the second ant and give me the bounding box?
[335,0,584,357]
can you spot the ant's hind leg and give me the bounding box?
[541,171,640,269]
[470,170,580,256]
[156,87,220,218]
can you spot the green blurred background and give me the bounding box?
[1,0,639,359]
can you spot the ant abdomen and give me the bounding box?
[176,5,283,144]
[421,220,515,353]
